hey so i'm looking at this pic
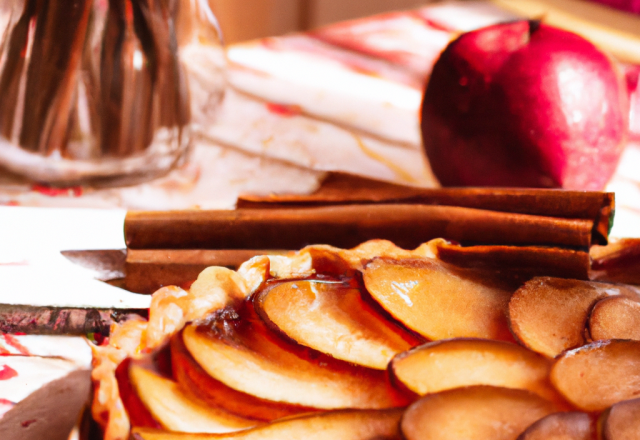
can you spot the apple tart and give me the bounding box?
[91,239,640,440]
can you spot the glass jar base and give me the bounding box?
[0,135,192,188]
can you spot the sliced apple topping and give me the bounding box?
[589,296,640,341]
[599,397,640,440]
[128,363,256,433]
[93,239,640,440]
[390,338,558,402]
[362,258,513,341]
[508,278,638,357]
[131,408,404,440]
[551,340,640,412]
[401,386,557,440]
[115,358,161,430]
[181,303,408,410]
[171,330,309,421]
[254,280,421,370]
[516,411,594,440]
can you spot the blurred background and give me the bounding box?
[210,0,432,43]
[0,0,638,229]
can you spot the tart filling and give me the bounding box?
[92,239,640,440]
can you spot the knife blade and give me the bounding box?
[60,249,126,281]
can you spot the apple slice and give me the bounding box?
[390,338,558,403]
[128,363,256,433]
[170,331,309,421]
[362,258,513,341]
[589,296,640,341]
[254,280,421,370]
[551,340,640,411]
[599,397,640,440]
[116,358,161,429]
[181,302,408,410]
[516,412,594,440]
[508,277,639,357]
[401,386,557,440]
[130,408,404,440]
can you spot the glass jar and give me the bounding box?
[0,0,224,186]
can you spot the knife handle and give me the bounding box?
[0,305,147,336]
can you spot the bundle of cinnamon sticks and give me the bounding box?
[122,174,619,293]
[3,175,636,335]
[0,0,188,159]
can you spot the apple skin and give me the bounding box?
[421,21,629,190]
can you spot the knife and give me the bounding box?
[0,249,279,335]
[61,248,287,294]
[0,250,143,336]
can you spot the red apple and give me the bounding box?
[421,20,629,190]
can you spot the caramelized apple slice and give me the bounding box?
[516,412,594,440]
[401,386,557,440]
[181,304,408,410]
[509,278,639,357]
[589,296,640,341]
[255,280,421,370]
[599,397,640,440]
[390,339,558,402]
[128,363,256,433]
[551,340,640,411]
[362,258,513,341]
[171,331,309,421]
[131,408,403,440]
[116,358,161,429]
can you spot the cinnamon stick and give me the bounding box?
[237,174,614,244]
[19,0,92,154]
[131,0,190,128]
[99,0,133,156]
[238,174,613,218]
[99,0,157,157]
[436,242,591,281]
[125,205,594,251]
[0,0,37,139]
[123,245,592,293]
[124,249,288,293]
[98,0,188,157]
